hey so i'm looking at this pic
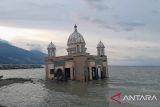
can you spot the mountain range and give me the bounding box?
[0,39,47,64]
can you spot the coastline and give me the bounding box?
[0,64,44,70]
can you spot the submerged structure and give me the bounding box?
[45,25,108,81]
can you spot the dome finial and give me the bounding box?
[74,24,77,32]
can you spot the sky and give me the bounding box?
[0,0,160,65]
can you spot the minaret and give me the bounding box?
[47,42,56,57]
[97,41,105,56]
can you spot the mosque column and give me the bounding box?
[89,66,92,80]
[70,67,73,80]
[106,58,109,78]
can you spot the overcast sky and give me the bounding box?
[0,0,160,65]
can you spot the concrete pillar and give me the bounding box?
[70,67,73,80]
[106,58,109,78]
[89,66,92,80]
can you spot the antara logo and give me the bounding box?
[110,92,122,104]
[109,92,158,104]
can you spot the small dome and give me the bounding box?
[67,25,85,46]
[97,41,105,48]
[48,42,56,49]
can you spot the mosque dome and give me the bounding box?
[67,25,86,46]
[48,42,56,49]
[97,41,105,48]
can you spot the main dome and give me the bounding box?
[67,25,85,46]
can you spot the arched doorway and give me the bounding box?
[92,67,96,80]
[65,68,71,80]
[55,69,64,81]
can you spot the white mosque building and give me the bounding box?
[45,25,108,81]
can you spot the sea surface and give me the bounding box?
[0,66,160,107]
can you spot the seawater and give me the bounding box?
[0,66,160,107]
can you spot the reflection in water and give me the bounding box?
[44,79,110,107]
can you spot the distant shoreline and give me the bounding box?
[0,64,44,70]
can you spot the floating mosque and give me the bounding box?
[45,25,108,81]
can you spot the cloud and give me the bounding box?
[26,43,43,51]
[0,0,160,65]
[85,0,109,11]
[79,16,145,31]
[0,0,67,30]
[78,16,117,31]
[117,21,146,31]
[91,18,117,31]
[152,10,160,14]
